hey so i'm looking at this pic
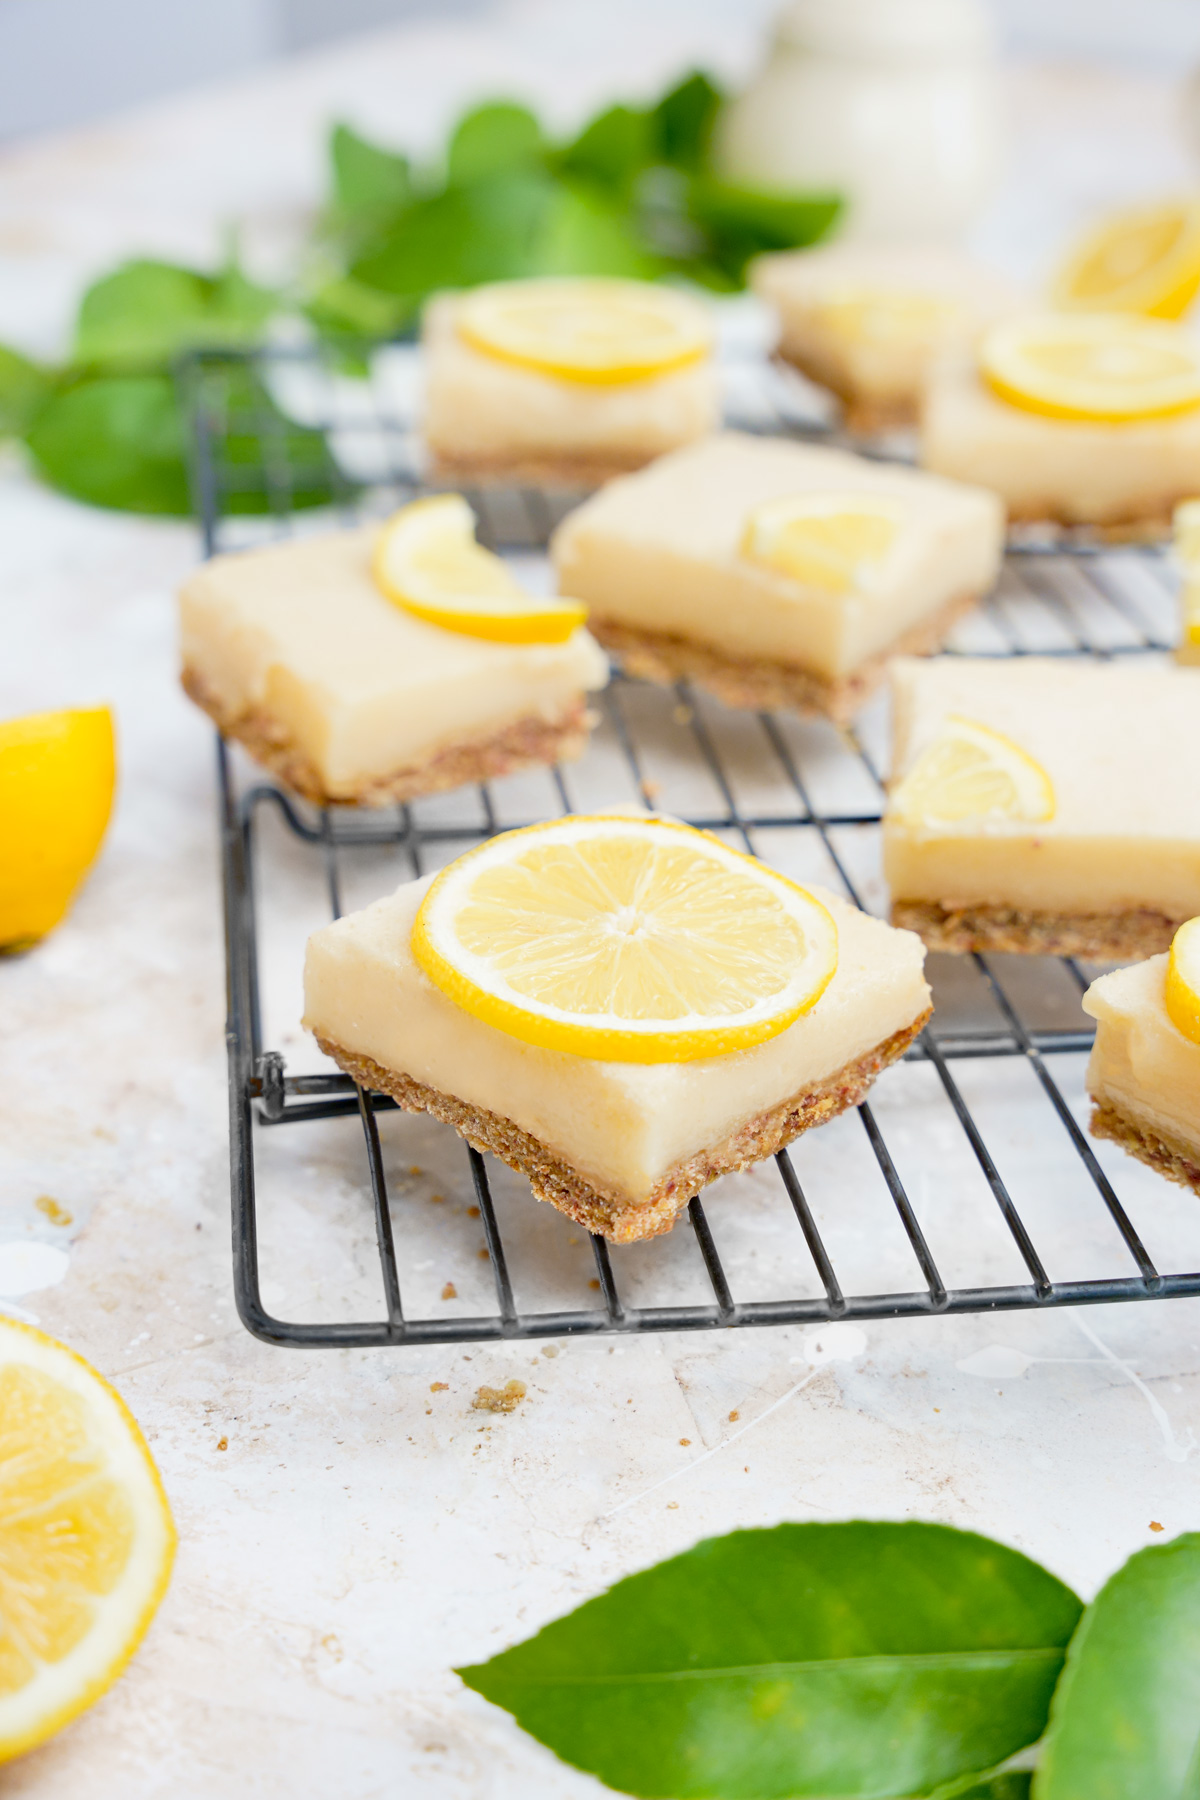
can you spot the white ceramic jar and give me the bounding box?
[714,0,1003,244]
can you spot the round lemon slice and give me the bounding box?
[890,715,1055,832]
[980,312,1200,422]
[1166,916,1200,1046]
[0,707,116,953]
[373,495,587,645]
[741,492,905,595]
[0,1320,176,1763]
[1052,200,1200,320]
[411,815,839,1063]
[456,279,713,386]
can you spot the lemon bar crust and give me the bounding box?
[315,1012,930,1245]
[426,446,657,490]
[774,349,917,436]
[892,899,1182,960]
[182,666,592,809]
[1090,1099,1200,1199]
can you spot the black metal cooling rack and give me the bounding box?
[183,342,1200,1349]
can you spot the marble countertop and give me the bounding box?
[3,9,1200,1796]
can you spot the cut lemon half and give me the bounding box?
[980,312,1200,422]
[1166,917,1200,1046]
[0,707,116,953]
[373,495,587,645]
[411,815,838,1063]
[0,1320,176,1763]
[456,279,712,386]
[890,716,1055,832]
[1052,200,1200,320]
[741,492,905,595]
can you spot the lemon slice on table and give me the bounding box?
[0,708,115,953]
[0,1319,175,1763]
[456,279,713,386]
[979,312,1200,422]
[373,496,587,645]
[411,815,839,1063]
[1166,917,1200,1046]
[741,493,905,595]
[890,716,1055,831]
[1052,200,1200,320]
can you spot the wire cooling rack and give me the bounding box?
[182,342,1200,1349]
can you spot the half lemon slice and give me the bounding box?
[0,706,116,953]
[0,1320,176,1763]
[980,312,1200,422]
[411,815,838,1063]
[1166,916,1200,1046]
[456,278,713,386]
[1052,200,1200,320]
[741,492,905,595]
[890,716,1055,831]
[373,495,587,645]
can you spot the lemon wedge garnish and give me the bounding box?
[890,715,1056,832]
[456,278,713,386]
[0,1319,175,1763]
[0,708,115,953]
[1052,200,1200,320]
[741,492,905,595]
[373,495,587,645]
[814,287,958,348]
[411,815,839,1063]
[1166,917,1200,1046]
[980,312,1200,422]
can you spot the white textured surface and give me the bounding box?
[3,18,1200,1798]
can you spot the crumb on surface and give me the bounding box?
[35,1195,73,1227]
[667,1501,679,1509]
[430,1193,445,1205]
[441,1282,457,1301]
[728,1410,740,1422]
[1151,1521,1165,1532]
[543,1346,558,1358]
[478,1247,491,1261]
[679,1438,691,1446]
[430,1382,448,1393]
[216,1437,228,1451]
[588,1279,601,1291]
[409,1166,422,1177]
[467,1205,481,1218]
[472,1380,527,1414]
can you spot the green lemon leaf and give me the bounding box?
[687,177,842,282]
[25,374,191,513]
[1035,1532,1200,1799]
[652,69,724,172]
[447,101,545,186]
[458,1522,1082,1800]
[329,121,411,220]
[557,104,655,195]
[73,257,277,371]
[0,343,52,436]
[350,171,554,302]
[532,182,662,279]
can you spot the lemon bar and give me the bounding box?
[422,280,719,486]
[885,658,1200,958]
[179,528,609,807]
[550,432,1003,722]
[1083,955,1200,1197]
[752,244,1020,433]
[303,879,930,1244]
[1173,500,1200,665]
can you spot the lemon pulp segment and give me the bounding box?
[740,492,905,595]
[373,495,587,644]
[1053,201,1200,320]
[411,815,839,1062]
[0,1321,175,1762]
[1166,916,1200,1046]
[456,279,712,386]
[890,715,1056,831]
[980,312,1200,422]
[0,708,116,952]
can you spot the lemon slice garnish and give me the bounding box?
[1052,200,1200,320]
[373,496,587,645]
[1166,917,1200,1046]
[456,278,713,386]
[0,707,115,953]
[814,287,958,348]
[980,312,1200,422]
[411,815,839,1063]
[1173,500,1200,647]
[741,492,905,595]
[890,715,1056,832]
[0,1319,175,1762]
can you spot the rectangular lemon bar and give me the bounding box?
[179,528,609,807]
[885,657,1200,958]
[550,432,1003,722]
[303,878,931,1244]
[1084,957,1200,1197]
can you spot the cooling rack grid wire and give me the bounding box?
[182,343,1200,1348]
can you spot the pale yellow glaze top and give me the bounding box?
[1084,955,1200,1160]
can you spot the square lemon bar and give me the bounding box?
[180,526,609,807]
[550,432,1004,722]
[303,876,930,1244]
[752,244,1020,434]
[885,657,1200,958]
[422,278,719,486]
[1084,951,1200,1197]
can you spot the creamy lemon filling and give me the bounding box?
[179,528,609,795]
[885,659,1200,915]
[551,434,1002,682]
[1084,956,1200,1161]
[302,878,930,1205]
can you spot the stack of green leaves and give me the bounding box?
[307,70,841,344]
